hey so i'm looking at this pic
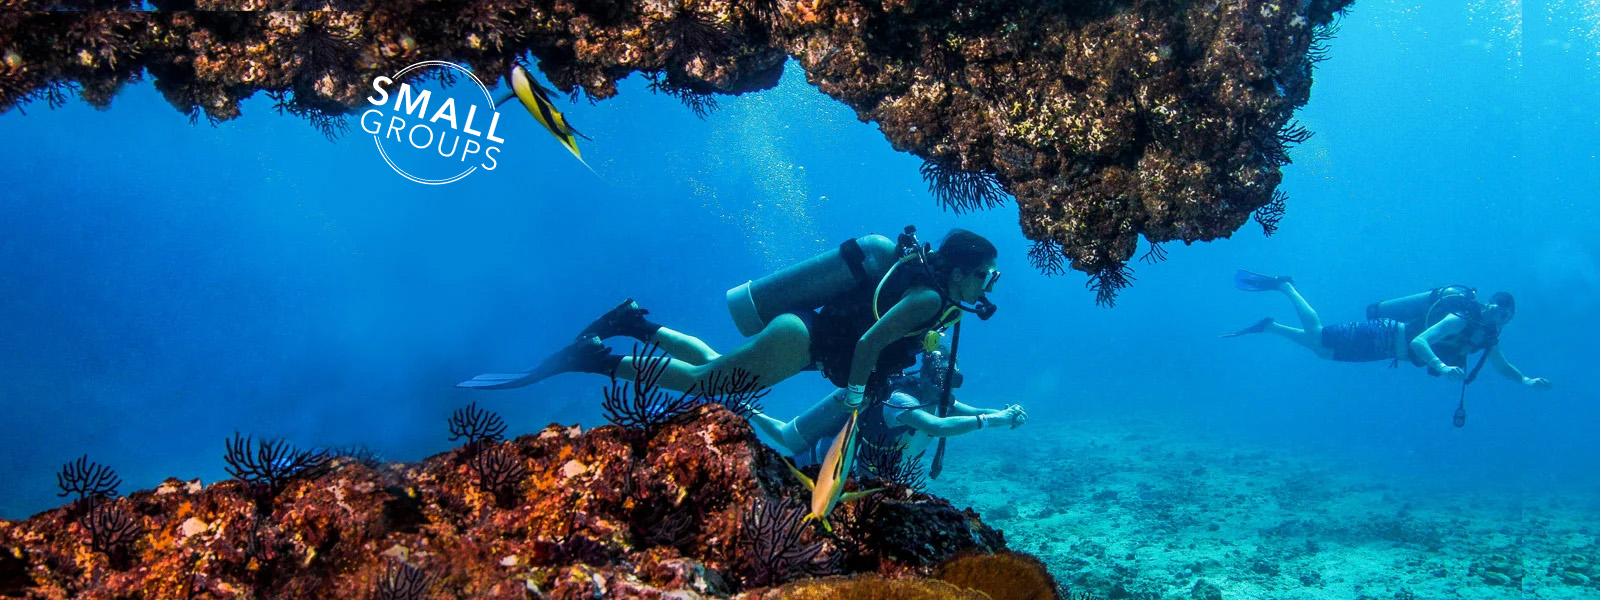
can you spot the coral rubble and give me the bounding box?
[0,0,1351,301]
[0,406,1008,598]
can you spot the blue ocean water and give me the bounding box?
[0,0,1596,524]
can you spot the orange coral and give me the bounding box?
[934,552,1060,600]
[757,574,991,599]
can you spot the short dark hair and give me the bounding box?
[929,229,998,279]
[1491,291,1515,314]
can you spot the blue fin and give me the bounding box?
[1220,318,1273,338]
[1234,270,1291,292]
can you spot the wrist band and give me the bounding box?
[844,384,866,407]
[975,414,986,429]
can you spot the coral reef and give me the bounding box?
[0,405,1008,598]
[0,0,1350,302]
[933,552,1060,600]
[751,551,1062,600]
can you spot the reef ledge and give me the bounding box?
[0,0,1353,302]
[0,405,1024,599]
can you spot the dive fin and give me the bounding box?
[455,372,540,390]
[456,337,616,390]
[1220,318,1274,338]
[1233,269,1292,292]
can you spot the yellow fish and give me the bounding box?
[500,65,592,166]
[782,409,882,533]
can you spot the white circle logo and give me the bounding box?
[360,61,506,185]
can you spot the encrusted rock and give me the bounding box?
[0,0,1352,300]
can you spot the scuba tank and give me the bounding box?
[1366,285,1478,339]
[725,234,899,337]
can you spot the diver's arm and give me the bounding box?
[948,399,1002,416]
[1488,346,1553,389]
[896,407,987,437]
[1410,315,1467,379]
[1487,346,1524,381]
[899,405,1024,436]
[844,288,942,401]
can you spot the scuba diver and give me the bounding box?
[458,227,1001,413]
[1223,270,1552,390]
[748,345,1028,472]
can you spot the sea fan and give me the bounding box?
[266,90,350,142]
[56,455,121,503]
[1139,241,1168,265]
[664,1,732,62]
[691,367,770,417]
[223,433,331,493]
[376,560,435,600]
[602,343,702,439]
[448,401,508,451]
[738,496,837,588]
[84,502,141,567]
[1254,190,1288,237]
[645,70,721,119]
[1277,120,1314,146]
[469,442,527,508]
[1027,238,1068,277]
[855,435,926,494]
[921,160,1007,214]
[1308,16,1342,64]
[1087,262,1136,308]
[330,444,384,470]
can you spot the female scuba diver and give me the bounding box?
[1222,270,1552,389]
[749,346,1028,471]
[458,227,1002,411]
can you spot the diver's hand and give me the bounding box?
[1523,377,1553,391]
[992,405,1026,428]
[1002,404,1028,429]
[1440,366,1467,381]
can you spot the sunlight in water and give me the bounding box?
[1465,0,1524,73]
[682,74,828,272]
[1550,0,1600,81]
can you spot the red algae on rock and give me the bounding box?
[0,0,1351,301]
[0,406,1008,598]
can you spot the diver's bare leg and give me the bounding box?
[1263,322,1327,355]
[614,313,811,392]
[647,327,720,366]
[749,412,810,455]
[1278,282,1323,335]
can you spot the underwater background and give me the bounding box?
[0,0,1597,596]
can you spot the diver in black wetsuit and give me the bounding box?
[458,228,1001,410]
[1223,270,1552,390]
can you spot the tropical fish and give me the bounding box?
[498,65,592,167]
[782,409,882,533]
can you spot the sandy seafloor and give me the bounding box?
[924,417,1598,600]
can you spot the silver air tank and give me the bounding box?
[1367,285,1472,322]
[1367,290,1437,321]
[726,234,898,337]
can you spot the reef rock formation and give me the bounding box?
[0,0,1352,302]
[0,406,1006,598]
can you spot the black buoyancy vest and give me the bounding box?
[1411,304,1501,371]
[811,257,958,389]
